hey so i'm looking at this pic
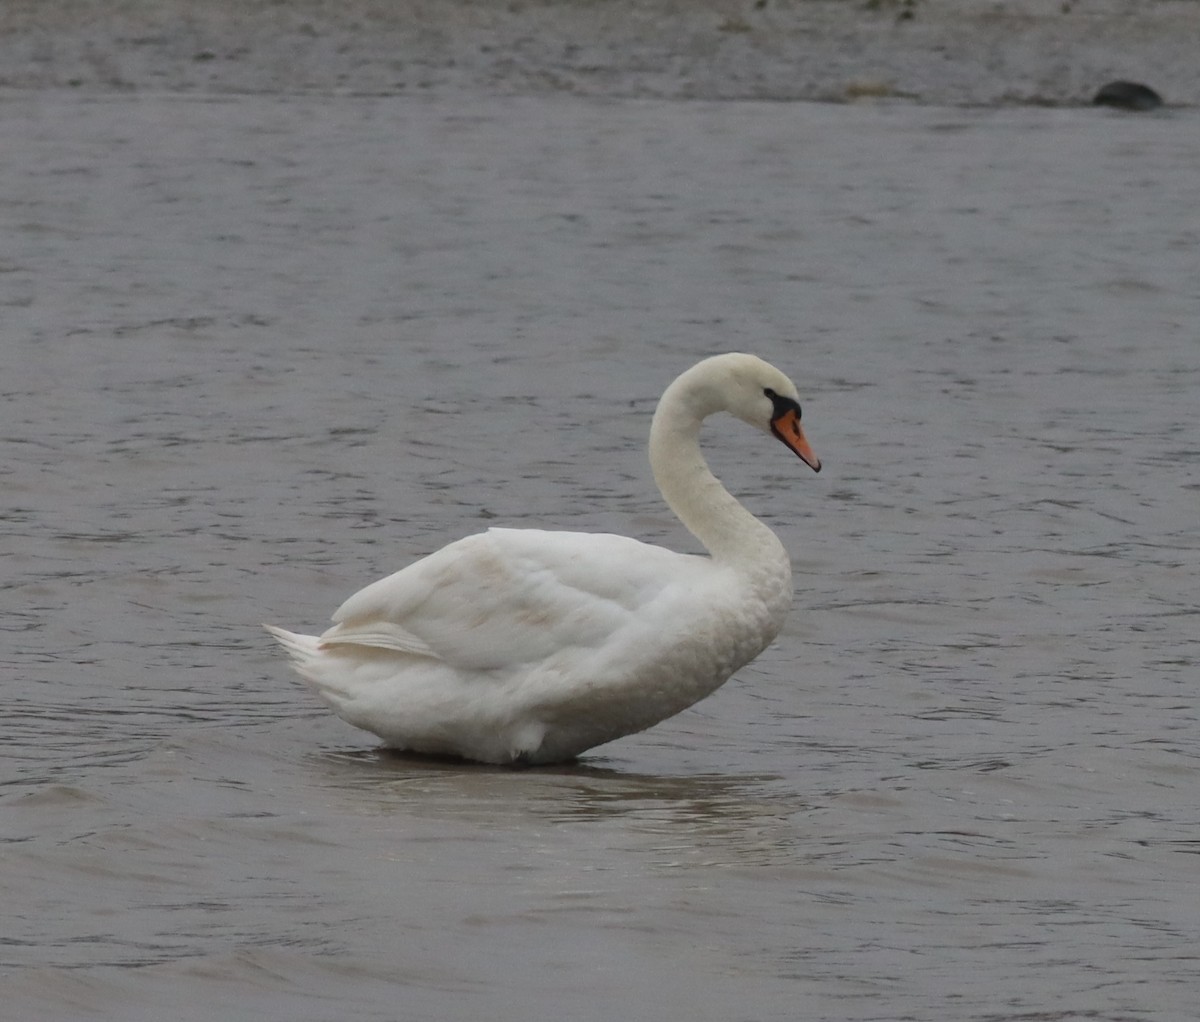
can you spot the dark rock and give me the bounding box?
[1093,80,1164,110]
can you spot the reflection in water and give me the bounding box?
[314,747,810,868]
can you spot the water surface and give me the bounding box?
[2,92,1198,1020]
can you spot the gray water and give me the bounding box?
[3,91,1198,1021]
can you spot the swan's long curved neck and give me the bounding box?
[648,380,787,571]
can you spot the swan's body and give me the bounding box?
[265,353,820,765]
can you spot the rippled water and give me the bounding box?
[3,92,1198,1020]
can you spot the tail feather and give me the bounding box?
[263,624,331,692]
[263,623,321,663]
[263,623,360,703]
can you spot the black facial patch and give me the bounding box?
[764,387,802,420]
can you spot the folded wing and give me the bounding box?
[318,527,705,673]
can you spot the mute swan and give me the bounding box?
[265,352,821,765]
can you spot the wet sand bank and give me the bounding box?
[0,0,1196,105]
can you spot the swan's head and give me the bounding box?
[687,353,822,473]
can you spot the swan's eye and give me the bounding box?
[763,388,777,400]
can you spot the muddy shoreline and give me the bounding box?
[0,0,1194,106]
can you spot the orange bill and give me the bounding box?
[770,408,821,472]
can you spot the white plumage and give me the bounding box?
[265,352,821,765]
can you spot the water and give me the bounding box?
[3,91,1198,1020]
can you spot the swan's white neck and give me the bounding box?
[648,370,789,573]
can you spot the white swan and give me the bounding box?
[265,352,821,765]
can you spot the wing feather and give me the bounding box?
[318,619,440,658]
[324,527,706,672]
